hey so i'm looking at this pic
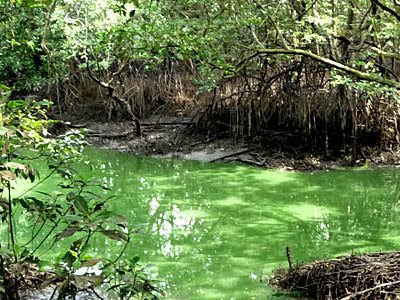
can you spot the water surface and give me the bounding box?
[22,148,400,299]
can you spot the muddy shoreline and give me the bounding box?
[58,115,400,171]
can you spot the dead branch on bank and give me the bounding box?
[270,251,400,300]
[86,61,142,136]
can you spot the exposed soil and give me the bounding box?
[56,113,400,171]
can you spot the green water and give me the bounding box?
[19,148,400,299]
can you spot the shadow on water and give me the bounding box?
[20,148,400,299]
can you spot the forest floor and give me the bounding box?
[58,113,400,171]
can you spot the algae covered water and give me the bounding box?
[26,148,400,299]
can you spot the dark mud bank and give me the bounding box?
[59,116,400,171]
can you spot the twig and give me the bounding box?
[340,280,400,300]
[286,246,293,270]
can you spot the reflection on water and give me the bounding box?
[24,148,400,299]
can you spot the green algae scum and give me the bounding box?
[18,148,400,299]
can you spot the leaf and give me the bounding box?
[25,40,35,51]
[0,170,16,181]
[82,258,103,267]
[114,215,129,229]
[74,274,90,289]
[73,195,88,215]
[92,210,115,222]
[76,275,102,286]
[2,142,9,155]
[0,247,11,257]
[0,200,9,210]
[55,225,82,240]
[129,255,140,266]
[100,229,128,242]
[38,260,53,272]
[10,39,20,47]
[17,198,30,209]
[4,162,27,170]
[4,162,31,180]
[6,100,25,109]
[71,237,85,252]
[62,215,82,223]
[28,168,36,183]
[61,248,80,267]
[35,191,54,197]
[93,202,105,212]
[37,100,52,107]
[22,252,39,263]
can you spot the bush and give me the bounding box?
[0,84,161,299]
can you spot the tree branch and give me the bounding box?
[370,46,400,60]
[237,46,400,89]
[86,62,142,136]
[372,0,400,21]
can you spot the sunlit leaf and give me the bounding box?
[68,249,79,259]
[4,162,27,170]
[38,260,53,272]
[0,170,16,181]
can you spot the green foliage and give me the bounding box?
[0,85,159,299]
[0,1,48,93]
[331,70,399,100]
[0,2,399,297]
[0,0,399,97]
[104,256,163,299]
[1,0,398,96]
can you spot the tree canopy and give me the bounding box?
[1,0,400,152]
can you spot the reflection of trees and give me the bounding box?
[281,170,400,261]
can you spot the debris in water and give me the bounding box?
[270,251,400,300]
